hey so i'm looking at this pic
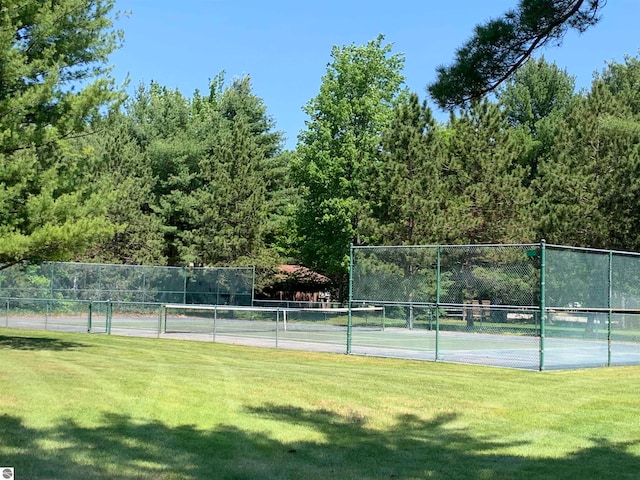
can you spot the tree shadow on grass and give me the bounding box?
[0,334,86,351]
[1,407,639,480]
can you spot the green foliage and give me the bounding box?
[83,111,166,265]
[376,93,452,245]
[0,0,122,154]
[497,57,577,184]
[429,0,604,109]
[534,56,640,250]
[445,100,535,244]
[498,57,576,134]
[184,106,269,265]
[0,0,123,267]
[10,1,640,286]
[106,75,287,277]
[294,35,406,289]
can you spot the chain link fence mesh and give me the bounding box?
[0,262,254,305]
[351,243,640,370]
[0,262,254,337]
[3,246,640,371]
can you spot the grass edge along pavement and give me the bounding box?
[1,328,639,479]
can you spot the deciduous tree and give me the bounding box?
[293,35,406,292]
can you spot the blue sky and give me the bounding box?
[111,1,640,150]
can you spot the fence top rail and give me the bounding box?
[546,243,640,257]
[352,242,540,250]
[349,300,540,310]
[1,261,255,271]
[352,242,640,258]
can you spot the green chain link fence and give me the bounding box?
[0,262,255,335]
[3,246,640,371]
[350,242,640,370]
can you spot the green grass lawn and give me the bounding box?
[1,328,639,479]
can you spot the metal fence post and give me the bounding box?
[435,246,441,361]
[183,268,188,304]
[50,263,55,299]
[251,267,256,306]
[275,308,279,348]
[347,243,354,354]
[608,251,613,367]
[213,305,217,342]
[539,240,546,371]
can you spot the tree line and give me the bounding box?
[2,1,639,298]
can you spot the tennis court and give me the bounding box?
[3,243,640,371]
[5,302,640,371]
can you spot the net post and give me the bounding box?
[275,308,279,348]
[87,301,92,333]
[107,300,113,335]
[539,240,546,371]
[157,304,163,338]
[347,243,354,354]
[213,305,217,342]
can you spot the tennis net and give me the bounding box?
[162,304,384,335]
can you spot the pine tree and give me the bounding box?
[535,55,640,250]
[376,93,454,245]
[446,100,534,244]
[0,0,122,267]
[82,111,166,264]
[429,0,604,109]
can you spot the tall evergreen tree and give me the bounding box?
[129,82,198,264]
[0,0,122,267]
[534,94,608,247]
[376,93,456,245]
[82,111,166,264]
[497,57,576,183]
[181,76,284,267]
[446,100,534,244]
[596,56,640,250]
[185,116,267,265]
[120,76,285,269]
[535,55,640,250]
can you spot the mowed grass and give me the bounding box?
[1,329,639,479]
